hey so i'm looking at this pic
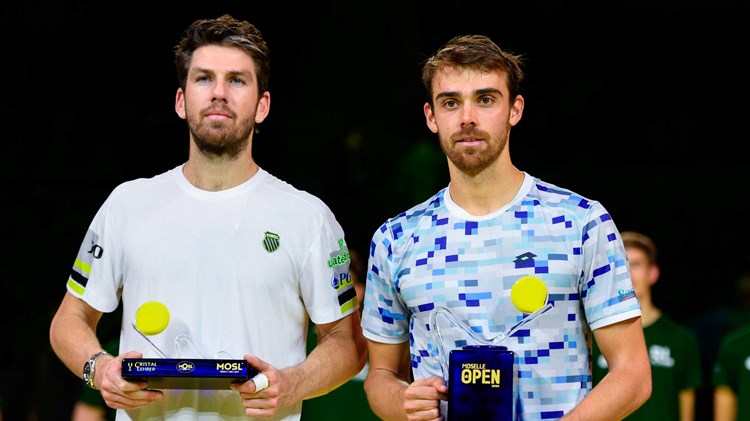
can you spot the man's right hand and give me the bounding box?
[402,376,448,421]
[99,351,164,409]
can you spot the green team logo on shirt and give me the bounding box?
[263,232,280,253]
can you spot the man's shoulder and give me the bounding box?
[653,314,700,343]
[107,167,177,199]
[531,176,601,212]
[258,170,339,218]
[721,324,750,349]
[376,189,447,240]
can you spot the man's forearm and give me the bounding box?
[364,367,409,421]
[282,326,366,403]
[49,295,104,378]
[562,367,651,420]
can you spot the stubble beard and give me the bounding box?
[441,124,509,176]
[187,104,256,160]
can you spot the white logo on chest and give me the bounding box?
[649,344,675,368]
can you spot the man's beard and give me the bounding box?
[441,125,508,176]
[187,103,256,160]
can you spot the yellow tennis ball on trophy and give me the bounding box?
[510,276,548,314]
[135,301,170,335]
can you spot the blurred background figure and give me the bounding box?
[689,271,750,418]
[713,323,750,421]
[592,231,702,420]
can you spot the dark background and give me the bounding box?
[2,0,749,419]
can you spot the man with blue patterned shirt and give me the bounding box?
[360,34,651,421]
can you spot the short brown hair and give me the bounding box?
[174,14,270,94]
[421,35,524,106]
[621,231,657,265]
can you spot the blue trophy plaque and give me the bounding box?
[449,345,516,420]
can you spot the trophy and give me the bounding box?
[121,301,256,390]
[429,276,553,420]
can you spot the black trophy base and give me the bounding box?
[122,358,256,390]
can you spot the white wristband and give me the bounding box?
[251,373,269,392]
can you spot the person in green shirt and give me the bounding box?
[713,324,750,421]
[592,231,702,420]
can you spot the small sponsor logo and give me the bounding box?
[327,238,350,267]
[176,361,195,373]
[331,272,353,289]
[617,289,636,301]
[87,241,104,259]
[217,362,243,372]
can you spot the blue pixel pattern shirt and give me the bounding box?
[361,173,641,420]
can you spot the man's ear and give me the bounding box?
[424,102,438,134]
[510,95,524,126]
[175,88,187,120]
[648,264,660,287]
[255,91,271,124]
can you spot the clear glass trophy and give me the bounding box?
[428,276,553,420]
[122,301,254,389]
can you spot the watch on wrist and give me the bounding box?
[82,351,110,390]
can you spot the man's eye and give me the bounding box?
[480,97,494,105]
[230,77,246,85]
[444,99,457,108]
[196,75,210,83]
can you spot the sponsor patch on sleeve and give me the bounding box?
[67,229,103,295]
